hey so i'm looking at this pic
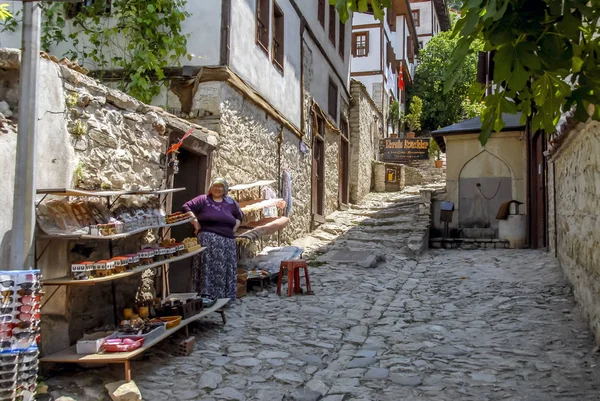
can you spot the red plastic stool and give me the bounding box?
[277,260,314,297]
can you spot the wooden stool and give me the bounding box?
[277,260,314,297]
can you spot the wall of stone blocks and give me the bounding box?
[0,49,195,355]
[548,118,600,343]
[198,83,313,242]
[349,80,380,203]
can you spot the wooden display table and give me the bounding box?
[41,298,230,382]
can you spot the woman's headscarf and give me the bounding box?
[208,178,229,196]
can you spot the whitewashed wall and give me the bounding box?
[0,1,223,67]
[230,0,302,127]
[412,1,434,36]
[350,27,381,72]
[295,0,352,92]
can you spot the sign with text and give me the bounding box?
[382,138,430,163]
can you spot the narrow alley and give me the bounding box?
[46,190,600,401]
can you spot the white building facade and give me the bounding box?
[1,0,354,234]
[410,0,451,50]
[350,0,419,133]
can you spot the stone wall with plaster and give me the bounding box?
[547,118,600,343]
[349,80,380,203]
[431,131,527,238]
[193,82,313,241]
[0,49,211,355]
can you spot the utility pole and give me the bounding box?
[9,0,41,271]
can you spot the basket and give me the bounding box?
[102,337,144,353]
[160,316,182,329]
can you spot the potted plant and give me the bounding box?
[429,138,443,168]
[404,96,422,138]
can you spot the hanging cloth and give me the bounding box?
[281,171,293,217]
[261,186,278,217]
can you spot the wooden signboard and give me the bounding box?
[382,138,430,163]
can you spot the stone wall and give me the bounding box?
[0,49,215,355]
[349,80,380,203]
[547,117,600,343]
[324,128,340,216]
[193,82,313,241]
[406,153,446,185]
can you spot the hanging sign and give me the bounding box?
[382,137,430,163]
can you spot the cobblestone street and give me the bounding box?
[48,191,600,401]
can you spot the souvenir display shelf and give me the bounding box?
[40,298,229,382]
[230,180,289,242]
[35,187,227,383]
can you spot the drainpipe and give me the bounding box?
[10,1,41,271]
[553,163,558,257]
[277,126,284,195]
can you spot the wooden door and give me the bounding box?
[339,120,350,205]
[529,131,547,249]
[170,148,205,292]
[313,136,325,216]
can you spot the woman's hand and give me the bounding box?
[234,220,241,232]
[191,219,201,235]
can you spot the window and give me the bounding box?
[339,20,345,59]
[256,0,270,52]
[318,0,325,27]
[272,2,284,71]
[328,79,338,118]
[329,5,336,46]
[407,36,415,62]
[412,10,420,27]
[352,32,369,57]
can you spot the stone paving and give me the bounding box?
[46,190,600,401]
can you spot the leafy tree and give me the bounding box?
[0,4,11,21]
[3,1,189,104]
[447,0,600,145]
[330,0,391,23]
[461,97,485,119]
[404,96,423,133]
[408,30,481,131]
[388,100,402,134]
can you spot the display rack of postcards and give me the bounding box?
[0,269,42,401]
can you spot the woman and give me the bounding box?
[182,178,243,302]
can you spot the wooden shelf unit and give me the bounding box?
[41,298,230,382]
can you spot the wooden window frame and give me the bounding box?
[256,0,270,55]
[318,0,326,28]
[272,1,284,73]
[352,31,369,57]
[339,20,345,59]
[328,4,336,46]
[328,79,338,119]
[412,9,420,28]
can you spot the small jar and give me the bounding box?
[93,260,107,277]
[163,246,175,259]
[138,250,154,265]
[154,248,167,262]
[111,257,127,274]
[126,254,140,269]
[89,225,100,236]
[114,221,124,234]
[71,262,91,280]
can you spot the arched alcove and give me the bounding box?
[458,150,513,237]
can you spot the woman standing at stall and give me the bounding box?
[182,178,242,302]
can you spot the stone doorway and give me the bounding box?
[169,148,209,292]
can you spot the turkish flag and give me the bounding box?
[398,70,405,91]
